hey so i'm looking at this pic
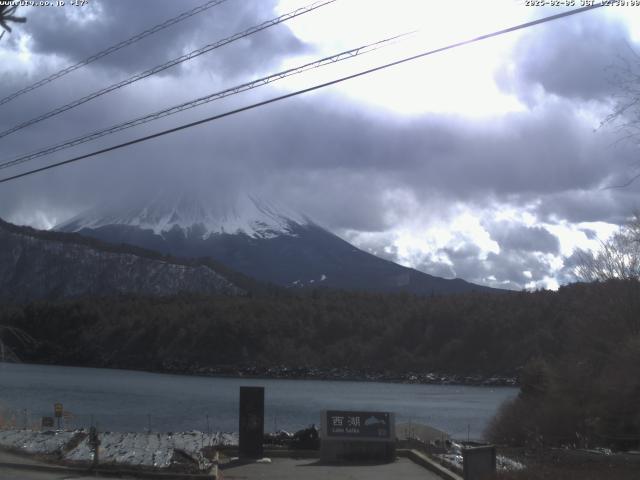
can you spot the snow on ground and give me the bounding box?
[0,429,237,470]
[0,429,78,454]
[66,431,237,469]
[497,455,525,471]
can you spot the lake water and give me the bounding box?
[0,363,517,440]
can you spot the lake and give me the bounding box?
[0,363,517,440]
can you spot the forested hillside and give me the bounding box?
[1,280,634,378]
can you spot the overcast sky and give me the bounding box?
[1,0,640,290]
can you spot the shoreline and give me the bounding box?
[15,361,518,387]
[184,368,519,387]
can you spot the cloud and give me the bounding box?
[0,84,634,289]
[13,0,307,77]
[495,10,634,103]
[488,222,559,254]
[0,2,638,289]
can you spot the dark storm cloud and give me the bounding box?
[0,86,636,234]
[14,0,307,76]
[190,94,635,227]
[495,11,633,102]
[535,186,640,224]
[2,3,635,235]
[217,95,627,201]
[488,222,559,254]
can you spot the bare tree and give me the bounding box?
[575,213,640,282]
[599,48,640,188]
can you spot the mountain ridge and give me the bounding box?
[0,217,252,302]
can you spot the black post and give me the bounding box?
[89,425,100,470]
[239,386,264,459]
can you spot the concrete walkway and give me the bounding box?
[0,467,139,480]
[1,449,456,480]
[0,450,138,479]
[0,449,44,466]
[221,457,444,479]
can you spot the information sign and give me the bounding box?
[325,410,392,439]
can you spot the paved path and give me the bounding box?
[221,457,444,479]
[0,467,139,480]
[0,450,137,480]
[0,449,44,466]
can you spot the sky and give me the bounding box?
[1,0,640,290]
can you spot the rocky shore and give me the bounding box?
[154,363,519,387]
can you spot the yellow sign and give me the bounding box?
[54,403,63,418]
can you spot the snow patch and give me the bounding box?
[0,429,77,454]
[66,430,236,469]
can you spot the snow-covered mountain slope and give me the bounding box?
[58,193,307,240]
[56,193,500,295]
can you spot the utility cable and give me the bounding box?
[0,32,413,171]
[0,0,336,140]
[0,0,229,107]
[0,3,604,185]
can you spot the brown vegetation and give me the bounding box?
[485,280,640,451]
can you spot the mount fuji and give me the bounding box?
[56,193,498,295]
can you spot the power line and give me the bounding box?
[0,0,336,140]
[0,3,604,185]
[0,0,229,107]
[0,32,414,172]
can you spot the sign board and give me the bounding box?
[54,403,63,418]
[324,410,394,440]
[41,416,54,428]
[320,410,396,463]
[239,386,264,458]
